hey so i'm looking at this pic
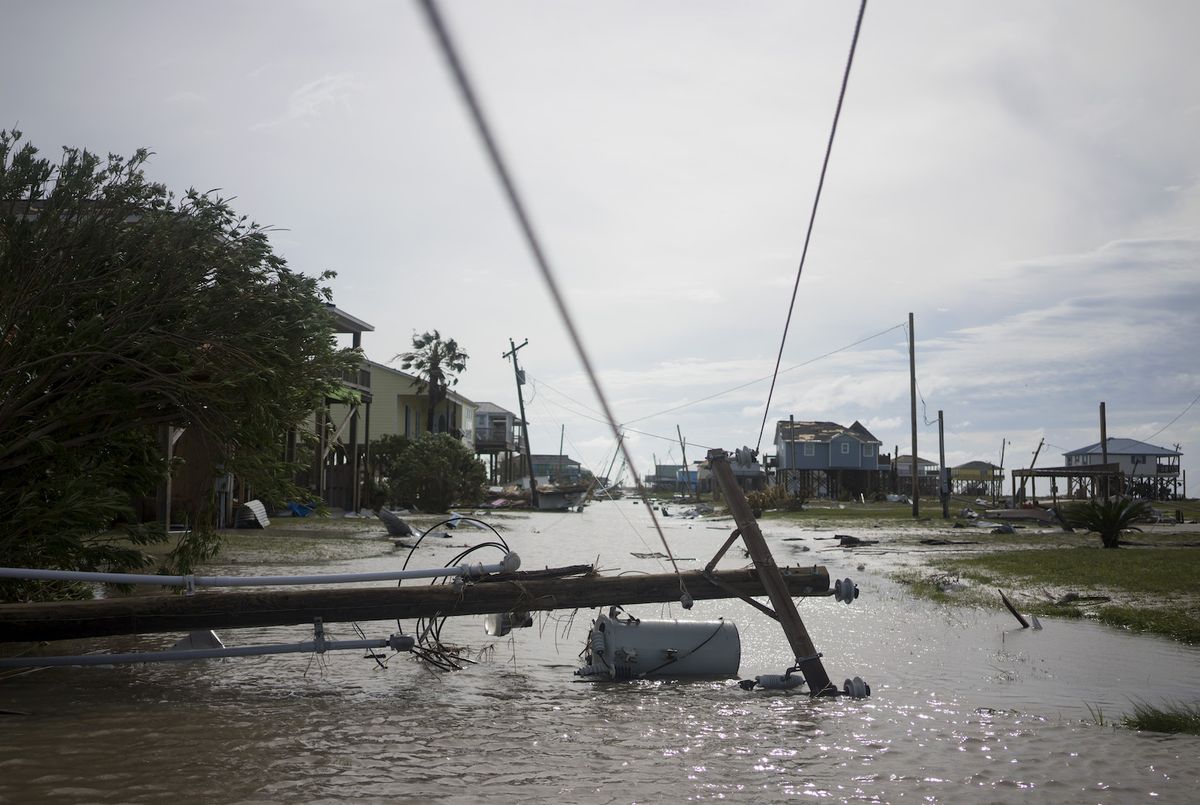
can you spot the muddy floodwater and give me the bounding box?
[2,502,1199,803]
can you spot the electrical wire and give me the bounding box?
[418,0,688,596]
[755,0,870,454]
[1145,390,1200,444]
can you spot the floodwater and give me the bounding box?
[2,503,1199,804]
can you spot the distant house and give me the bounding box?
[357,360,477,446]
[648,464,685,492]
[473,402,521,484]
[772,420,890,499]
[894,454,942,496]
[528,454,583,485]
[1063,437,1182,498]
[294,305,376,515]
[950,461,1003,497]
[321,358,477,511]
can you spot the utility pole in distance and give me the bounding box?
[908,312,919,517]
[503,338,537,509]
[938,410,948,519]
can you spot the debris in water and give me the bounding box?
[998,589,1031,628]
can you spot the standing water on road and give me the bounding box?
[2,502,1198,803]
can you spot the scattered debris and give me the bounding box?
[919,538,980,545]
[235,500,269,529]
[998,589,1031,628]
[835,534,878,547]
[990,524,1015,534]
[1051,592,1113,606]
[377,509,413,537]
[931,573,964,592]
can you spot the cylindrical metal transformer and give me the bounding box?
[578,611,740,680]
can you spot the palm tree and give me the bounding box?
[395,330,468,433]
[1065,497,1151,548]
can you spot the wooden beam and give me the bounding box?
[0,566,830,644]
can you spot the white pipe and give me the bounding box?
[0,552,520,589]
[0,633,417,668]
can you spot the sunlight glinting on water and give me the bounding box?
[2,503,1199,802]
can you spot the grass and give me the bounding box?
[1122,701,1200,734]
[930,547,1200,594]
[1085,700,1200,735]
[900,545,1200,644]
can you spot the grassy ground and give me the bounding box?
[918,546,1200,643]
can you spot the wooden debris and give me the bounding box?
[998,589,1030,628]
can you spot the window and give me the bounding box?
[803,444,815,456]
[863,445,874,456]
[841,442,850,454]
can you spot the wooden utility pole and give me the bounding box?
[708,449,836,695]
[997,438,1007,505]
[676,425,693,500]
[557,424,565,483]
[1099,401,1109,499]
[0,566,832,644]
[503,338,537,508]
[1016,437,1044,503]
[908,312,919,517]
[938,410,948,519]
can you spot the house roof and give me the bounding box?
[530,454,581,466]
[475,402,514,415]
[1064,437,1180,458]
[366,360,475,407]
[895,454,937,466]
[776,419,882,445]
[325,304,374,333]
[953,460,1000,470]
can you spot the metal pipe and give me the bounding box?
[0,553,520,589]
[0,634,416,669]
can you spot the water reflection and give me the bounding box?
[2,503,1199,802]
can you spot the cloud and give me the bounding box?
[251,73,363,131]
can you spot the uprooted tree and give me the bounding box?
[0,130,358,599]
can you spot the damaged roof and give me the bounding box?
[776,419,882,445]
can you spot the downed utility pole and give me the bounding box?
[707,448,840,696]
[0,566,831,644]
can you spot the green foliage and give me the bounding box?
[0,130,356,599]
[1095,605,1200,644]
[1121,701,1200,734]
[396,330,468,433]
[1065,497,1152,548]
[390,433,486,513]
[932,547,1200,595]
[370,433,411,482]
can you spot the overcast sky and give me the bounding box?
[4,0,1199,492]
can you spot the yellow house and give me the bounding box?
[312,360,477,512]
[357,359,477,445]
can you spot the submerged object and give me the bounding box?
[377,509,414,537]
[576,609,740,680]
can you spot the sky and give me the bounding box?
[4,0,1199,492]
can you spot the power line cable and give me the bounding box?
[754,0,869,454]
[624,321,904,426]
[418,0,688,593]
[1145,390,1200,443]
